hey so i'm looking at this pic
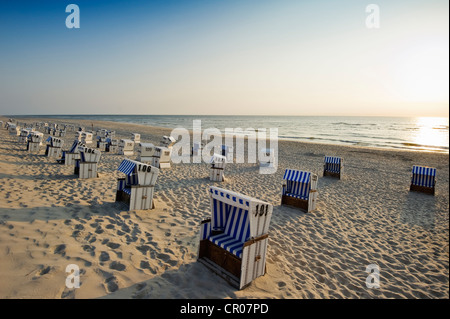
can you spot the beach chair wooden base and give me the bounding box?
[47,146,62,158]
[18,136,27,144]
[119,150,134,156]
[76,162,99,179]
[410,184,435,195]
[115,186,156,211]
[281,193,317,213]
[323,170,341,179]
[27,142,40,153]
[198,234,269,290]
[210,168,224,182]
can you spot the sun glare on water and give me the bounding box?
[412,117,449,152]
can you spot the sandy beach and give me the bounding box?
[0,115,448,299]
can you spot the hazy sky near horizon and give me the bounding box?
[0,0,448,116]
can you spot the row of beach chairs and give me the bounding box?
[4,120,439,290]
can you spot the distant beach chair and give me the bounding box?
[81,132,93,144]
[131,133,141,144]
[137,143,156,163]
[118,139,135,156]
[8,124,20,136]
[107,138,119,153]
[258,148,275,168]
[198,186,273,289]
[57,140,85,165]
[150,146,172,169]
[45,136,64,158]
[160,135,176,148]
[74,146,101,179]
[281,169,318,213]
[323,156,343,179]
[410,165,436,195]
[115,159,159,211]
[18,128,31,144]
[210,154,226,182]
[27,131,44,153]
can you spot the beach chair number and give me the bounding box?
[255,205,268,217]
[137,164,152,172]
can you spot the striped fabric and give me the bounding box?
[117,179,126,191]
[123,187,132,195]
[117,159,137,176]
[411,166,436,188]
[210,207,250,258]
[283,169,311,199]
[69,140,80,153]
[324,156,341,173]
[200,221,211,240]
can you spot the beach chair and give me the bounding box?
[323,156,343,179]
[281,169,318,213]
[27,132,44,153]
[137,143,156,163]
[57,140,85,165]
[74,146,101,179]
[259,148,275,168]
[210,154,226,182]
[108,139,119,153]
[18,129,31,144]
[410,165,436,195]
[81,132,93,144]
[198,186,273,289]
[8,124,20,136]
[118,139,135,156]
[160,135,176,148]
[131,133,141,144]
[45,136,64,158]
[150,146,172,169]
[115,159,159,211]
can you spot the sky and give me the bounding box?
[0,0,448,116]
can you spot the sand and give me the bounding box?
[0,115,448,299]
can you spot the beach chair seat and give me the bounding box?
[281,169,318,213]
[410,165,436,195]
[198,187,272,289]
[323,156,343,179]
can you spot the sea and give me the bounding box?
[12,115,449,154]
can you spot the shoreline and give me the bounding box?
[0,115,448,299]
[4,115,449,156]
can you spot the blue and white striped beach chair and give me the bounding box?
[57,140,84,165]
[410,165,436,195]
[323,156,343,179]
[198,186,273,289]
[115,159,160,210]
[281,169,318,212]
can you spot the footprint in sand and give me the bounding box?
[109,261,126,271]
[54,244,66,256]
[99,251,110,262]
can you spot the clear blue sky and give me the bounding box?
[0,0,448,116]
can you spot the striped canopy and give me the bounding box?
[411,165,436,188]
[324,156,341,164]
[283,169,311,183]
[117,159,137,176]
[209,186,271,239]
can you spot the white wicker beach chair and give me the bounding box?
[281,169,318,213]
[198,186,273,289]
[45,136,64,158]
[210,154,226,181]
[137,143,156,163]
[410,165,436,195]
[323,156,343,179]
[74,146,101,179]
[115,159,159,211]
[118,139,135,156]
